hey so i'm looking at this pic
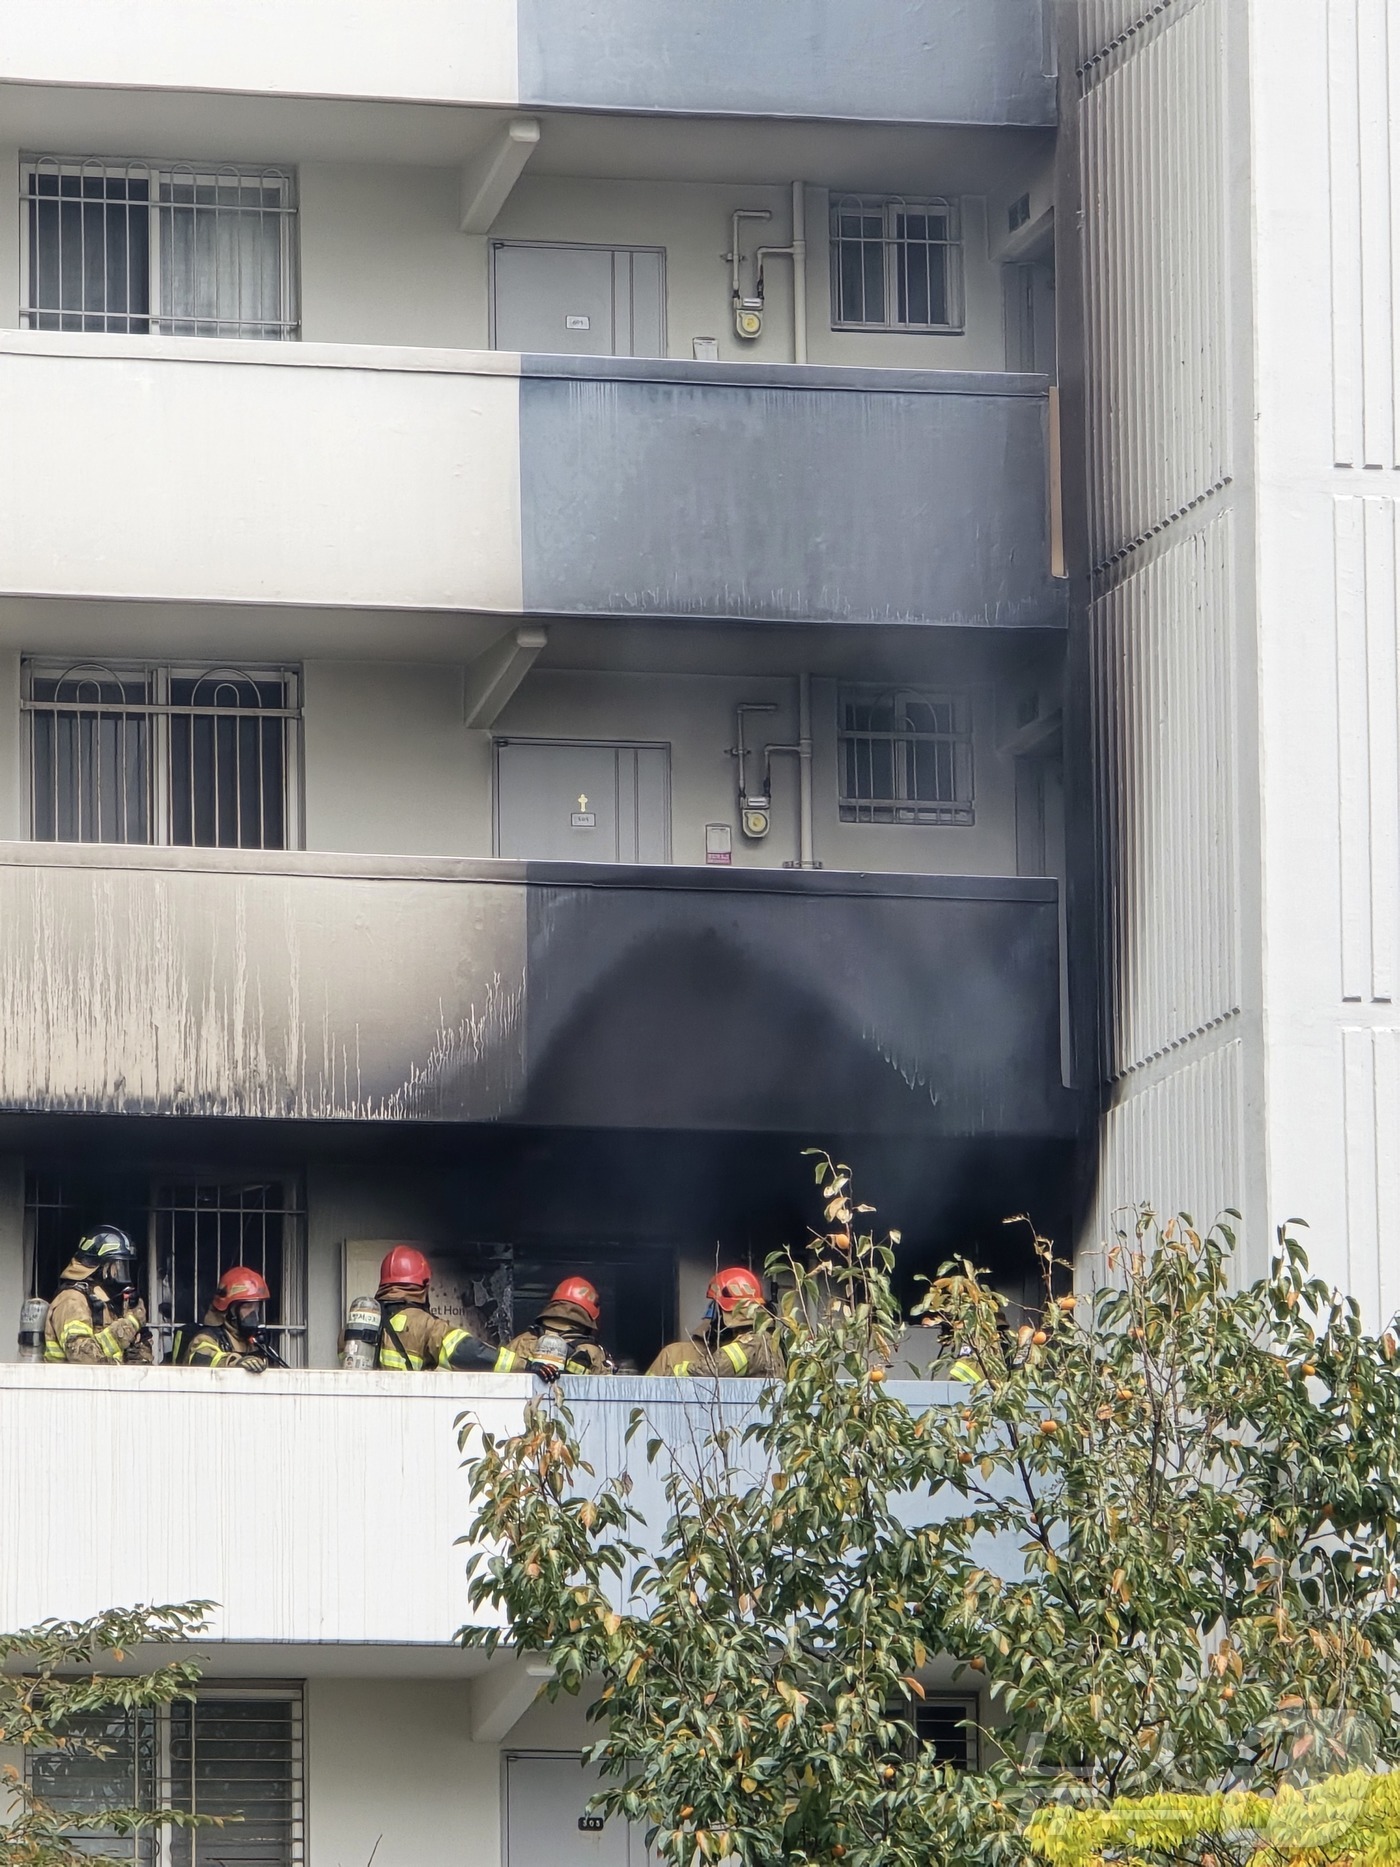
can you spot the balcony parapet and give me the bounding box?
[0,334,1065,629]
[0,1368,1019,1652]
[0,843,1073,1135]
[0,0,1055,125]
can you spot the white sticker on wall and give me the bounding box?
[565,315,591,330]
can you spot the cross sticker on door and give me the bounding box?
[494,740,671,864]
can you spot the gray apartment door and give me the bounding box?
[495,740,671,863]
[505,1754,656,1867]
[492,242,666,357]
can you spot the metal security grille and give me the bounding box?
[838,687,975,825]
[22,156,298,339]
[167,1694,306,1867]
[152,1180,307,1366]
[23,1172,307,1367]
[884,1697,979,1771]
[25,660,301,849]
[27,1690,305,1867]
[28,1706,160,1863]
[830,195,962,332]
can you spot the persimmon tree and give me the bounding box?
[459,1157,1400,1867]
[0,1604,213,1867]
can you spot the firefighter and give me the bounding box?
[647,1266,784,1379]
[506,1276,613,1376]
[372,1245,544,1375]
[43,1225,152,1366]
[181,1266,278,1372]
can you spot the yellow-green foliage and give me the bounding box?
[1027,1772,1400,1867]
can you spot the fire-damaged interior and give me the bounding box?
[11,1111,1079,1374]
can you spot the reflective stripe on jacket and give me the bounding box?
[182,1313,265,1369]
[43,1282,149,1366]
[646,1326,785,1379]
[376,1301,519,1374]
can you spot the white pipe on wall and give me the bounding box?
[797,672,815,866]
[791,182,808,365]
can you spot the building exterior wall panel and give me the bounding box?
[0,846,1074,1136]
[0,0,519,105]
[0,1365,527,1642]
[0,337,525,613]
[1079,0,1233,566]
[518,358,1067,629]
[517,0,1055,124]
[0,0,1053,124]
[1090,1037,1244,1249]
[1071,0,1253,1242]
[1092,516,1240,1081]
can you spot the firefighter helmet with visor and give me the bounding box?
[75,1225,137,1285]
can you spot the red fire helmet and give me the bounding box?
[379,1244,433,1289]
[552,1276,601,1323]
[211,1266,272,1312]
[707,1266,765,1313]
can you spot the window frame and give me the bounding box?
[24,1683,306,1867]
[19,154,300,341]
[837,684,976,827]
[23,657,305,851]
[24,1170,309,1367]
[828,193,964,335]
[888,1694,981,1770]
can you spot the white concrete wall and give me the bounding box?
[0,1364,529,1640]
[0,0,519,104]
[0,336,524,611]
[303,660,492,859]
[1246,0,1400,1314]
[307,1680,501,1867]
[1072,0,1262,1261]
[0,649,22,842]
[300,164,492,351]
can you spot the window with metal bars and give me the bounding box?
[25,1172,307,1367]
[25,660,301,849]
[838,686,975,825]
[22,156,298,340]
[829,195,963,332]
[885,1697,980,1770]
[26,1689,305,1867]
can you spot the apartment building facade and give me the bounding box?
[0,3,1071,1863]
[1071,0,1400,1318]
